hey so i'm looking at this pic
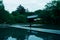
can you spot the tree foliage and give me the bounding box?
[0,5,10,23]
[16,5,25,14]
[45,0,60,24]
[34,0,60,24]
[0,0,60,24]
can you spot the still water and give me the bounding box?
[7,35,44,40]
[0,24,60,40]
[28,35,43,40]
[7,36,17,40]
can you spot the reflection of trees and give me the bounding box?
[0,27,28,40]
[35,31,60,40]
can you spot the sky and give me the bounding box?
[3,0,52,13]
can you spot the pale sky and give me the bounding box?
[3,0,52,13]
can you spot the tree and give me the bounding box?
[35,9,48,23]
[16,5,25,14]
[11,10,27,23]
[45,0,60,24]
[0,10,11,23]
[14,15,27,23]
[12,11,20,16]
[0,4,11,24]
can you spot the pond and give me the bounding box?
[7,35,44,40]
[0,24,60,40]
[28,35,44,40]
[7,36,17,40]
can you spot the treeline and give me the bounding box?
[0,0,60,24]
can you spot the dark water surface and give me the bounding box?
[0,25,60,40]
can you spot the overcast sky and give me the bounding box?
[3,0,52,13]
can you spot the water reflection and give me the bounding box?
[7,36,17,40]
[28,35,44,40]
[6,35,44,40]
[0,25,60,40]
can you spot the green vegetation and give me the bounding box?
[0,0,60,24]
